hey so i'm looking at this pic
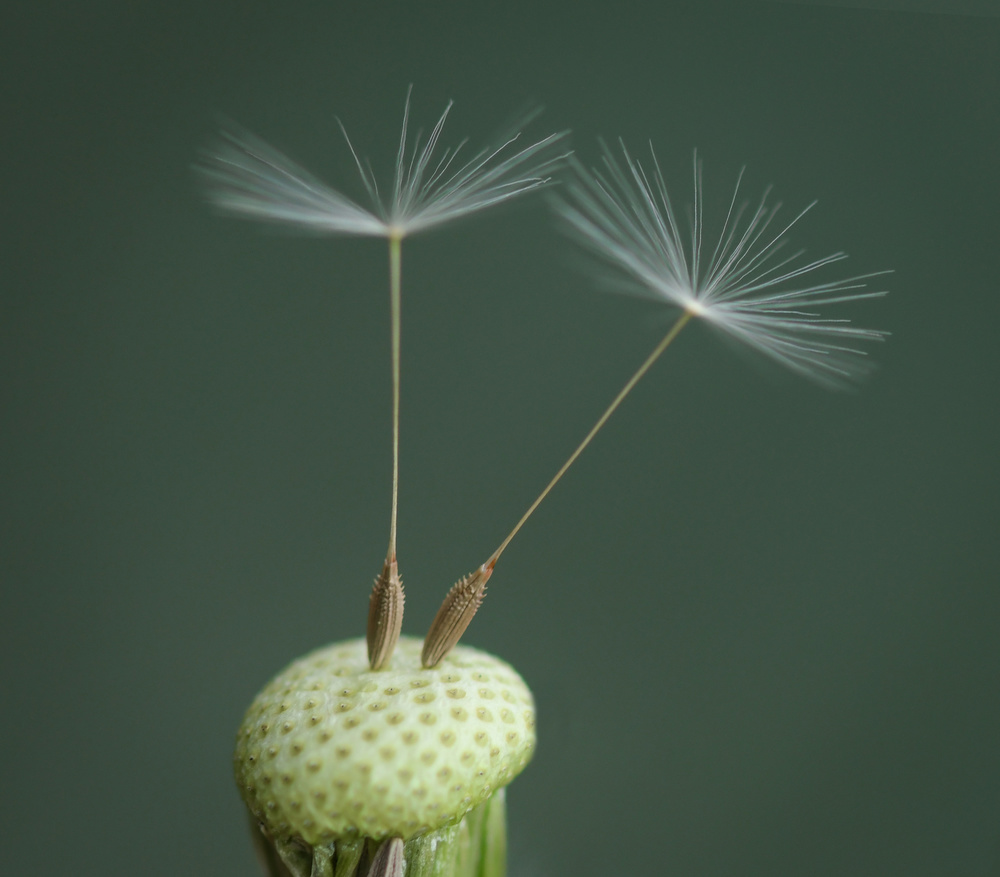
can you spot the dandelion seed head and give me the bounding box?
[197,87,569,240]
[556,142,890,388]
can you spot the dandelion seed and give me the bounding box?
[198,89,567,668]
[555,142,890,387]
[423,142,891,664]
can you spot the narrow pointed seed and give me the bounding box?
[421,562,493,667]
[367,555,404,670]
[365,838,404,877]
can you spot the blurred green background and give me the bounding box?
[3,1,997,875]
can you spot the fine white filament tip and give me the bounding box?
[197,88,570,240]
[555,144,890,389]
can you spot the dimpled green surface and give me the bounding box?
[234,636,535,845]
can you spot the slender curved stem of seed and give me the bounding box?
[368,235,406,670]
[388,234,402,561]
[423,309,694,666]
[487,307,693,565]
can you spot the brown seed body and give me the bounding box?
[367,556,404,669]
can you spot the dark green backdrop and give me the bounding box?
[3,2,997,875]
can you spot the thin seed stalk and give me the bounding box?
[489,308,693,564]
[388,234,402,557]
[422,309,694,664]
[368,234,405,669]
